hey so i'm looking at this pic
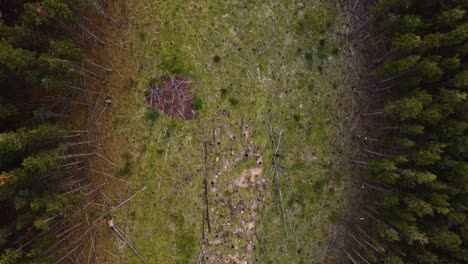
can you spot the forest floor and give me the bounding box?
[79,0,364,263]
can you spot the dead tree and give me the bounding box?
[106,218,147,264]
[268,124,288,239]
[199,121,211,236]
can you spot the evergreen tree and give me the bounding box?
[0,1,94,262]
[363,1,468,263]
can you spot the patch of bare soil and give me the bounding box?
[200,112,266,263]
[145,76,196,120]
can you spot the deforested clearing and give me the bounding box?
[1,1,466,264]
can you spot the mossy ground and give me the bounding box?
[87,0,354,263]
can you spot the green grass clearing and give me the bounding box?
[88,0,353,263]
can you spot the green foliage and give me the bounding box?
[20,3,49,28]
[391,136,415,148]
[0,1,93,262]
[0,248,48,264]
[173,213,197,262]
[400,124,424,135]
[0,40,36,72]
[192,96,203,111]
[220,88,228,99]
[365,1,468,263]
[442,22,468,46]
[160,50,193,76]
[385,90,431,120]
[377,223,399,242]
[21,150,60,175]
[49,39,82,61]
[366,158,399,183]
[411,143,442,165]
[0,104,18,120]
[440,56,460,71]
[0,249,22,264]
[38,54,76,74]
[392,33,421,54]
[437,8,466,27]
[212,55,221,63]
[454,70,468,89]
[423,33,444,50]
[416,59,444,81]
[400,169,437,187]
[379,55,420,76]
[229,97,240,107]
[144,108,160,125]
[293,113,301,122]
[430,229,462,253]
[42,0,77,24]
[0,123,63,171]
[397,15,424,33]
[367,158,397,173]
[404,196,433,217]
[296,8,335,35]
[419,105,443,125]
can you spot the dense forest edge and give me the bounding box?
[0,0,466,264]
[349,0,468,263]
[0,0,110,263]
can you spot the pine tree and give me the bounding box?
[41,0,77,25]
[0,104,17,121]
[392,33,421,54]
[0,1,94,262]
[0,40,36,73]
[363,1,468,263]
[385,90,431,121]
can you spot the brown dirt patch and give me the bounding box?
[146,76,196,120]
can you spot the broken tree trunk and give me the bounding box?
[107,218,147,264]
[268,124,289,239]
[198,120,211,235]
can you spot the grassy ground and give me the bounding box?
[87,0,354,263]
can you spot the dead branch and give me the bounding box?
[199,121,211,235]
[107,219,147,264]
[268,124,289,239]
